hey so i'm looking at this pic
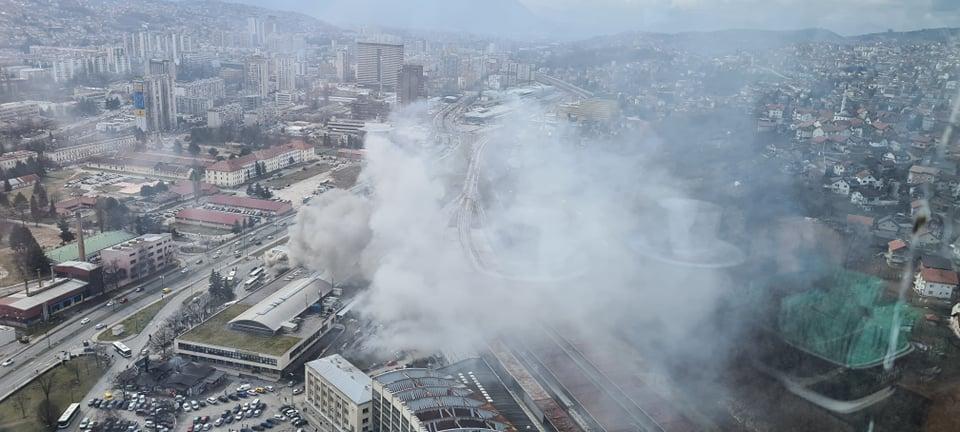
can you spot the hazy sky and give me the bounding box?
[518,0,960,35]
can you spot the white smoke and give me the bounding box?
[290,98,739,363]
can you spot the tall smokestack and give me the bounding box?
[75,211,86,262]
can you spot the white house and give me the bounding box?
[827,178,851,196]
[914,267,959,300]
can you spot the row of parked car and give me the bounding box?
[78,416,141,432]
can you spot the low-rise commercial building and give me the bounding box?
[175,274,339,379]
[206,194,293,216]
[175,208,248,229]
[0,278,90,327]
[914,267,959,300]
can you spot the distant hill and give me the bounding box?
[231,0,556,39]
[853,27,960,43]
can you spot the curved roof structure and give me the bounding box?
[374,369,511,432]
[229,273,332,334]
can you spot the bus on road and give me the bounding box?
[57,402,80,429]
[248,267,264,278]
[112,341,132,358]
[244,273,264,290]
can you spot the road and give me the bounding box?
[0,214,294,397]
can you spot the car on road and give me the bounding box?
[1,358,13,367]
[195,258,203,264]
[80,317,91,325]
[95,323,106,329]
[106,300,115,307]
[134,286,143,292]
[292,388,303,395]
[162,287,172,295]
[181,267,189,274]
[118,297,128,304]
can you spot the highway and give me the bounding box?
[0,214,294,398]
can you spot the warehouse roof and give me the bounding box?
[207,194,293,214]
[176,208,247,226]
[229,273,333,333]
[46,230,137,262]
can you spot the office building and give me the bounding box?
[207,103,243,129]
[176,96,213,115]
[138,74,178,132]
[275,56,297,92]
[178,77,226,101]
[304,355,373,432]
[356,42,403,91]
[399,64,425,105]
[147,58,177,81]
[0,150,38,170]
[204,140,314,187]
[244,55,271,98]
[0,278,91,327]
[335,50,351,82]
[99,233,175,287]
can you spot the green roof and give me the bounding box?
[46,230,138,263]
[775,269,919,368]
[179,303,302,357]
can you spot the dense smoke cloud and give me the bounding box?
[291,98,745,364]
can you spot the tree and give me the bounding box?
[29,194,41,226]
[253,162,262,178]
[231,220,242,235]
[188,141,201,156]
[173,140,184,154]
[190,166,205,204]
[288,156,295,166]
[3,178,11,192]
[0,192,9,207]
[105,97,121,110]
[10,390,30,418]
[35,370,55,404]
[207,147,219,157]
[35,399,60,430]
[57,218,75,244]
[32,181,48,209]
[9,225,49,278]
[94,197,130,231]
[13,192,27,222]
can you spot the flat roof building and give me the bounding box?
[0,278,90,327]
[175,208,248,229]
[206,194,293,216]
[304,355,373,432]
[175,273,340,379]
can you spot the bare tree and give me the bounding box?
[64,357,82,385]
[10,390,30,418]
[34,399,60,430]
[34,371,55,404]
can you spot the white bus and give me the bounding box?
[248,267,264,278]
[112,341,132,358]
[57,402,80,429]
[244,273,263,290]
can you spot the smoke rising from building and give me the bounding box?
[289,98,754,370]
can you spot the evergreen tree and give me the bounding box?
[3,178,11,192]
[231,220,242,235]
[57,218,75,244]
[13,192,27,222]
[29,194,41,226]
[0,192,9,207]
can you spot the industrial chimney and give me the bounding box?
[75,211,86,262]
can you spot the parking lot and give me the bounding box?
[79,375,311,432]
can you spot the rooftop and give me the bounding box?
[46,230,137,262]
[0,278,88,311]
[306,354,372,405]
[207,194,293,214]
[178,303,302,357]
[205,140,311,173]
[919,267,959,286]
[176,208,248,226]
[229,274,332,334]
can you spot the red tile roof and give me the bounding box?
[888,239,907,251]
[207,194,292,214]
[175,208,247,226]
[205,140,312,173]
[920,267,959,286]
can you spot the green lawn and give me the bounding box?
[0,355,107,432]
[98,296,172,342]
[179,304,301,356]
